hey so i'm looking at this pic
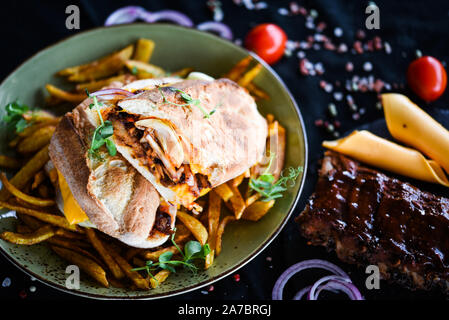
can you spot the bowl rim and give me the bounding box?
[0,23,309,300]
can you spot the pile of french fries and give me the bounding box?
[0,39,286,290]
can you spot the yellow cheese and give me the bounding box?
[322,130,449,187]
[382,93,449,174]
[57,170,89,225]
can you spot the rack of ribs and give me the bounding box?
[296,151,449,292]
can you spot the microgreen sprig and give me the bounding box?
[131,230,211,279]
[86,90,116,158]
[249,153,303,202]
[158,87,215,119]
[3,101,31,133]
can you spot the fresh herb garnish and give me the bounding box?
[3,101,31,133]
[131,230,211,280]
[86,90,116,159]
[131,66,138,75]
[158,87,215,119]
[249,153,303,202]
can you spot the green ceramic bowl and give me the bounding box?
[0,24,308,299]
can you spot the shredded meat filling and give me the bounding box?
[108,108,211,195]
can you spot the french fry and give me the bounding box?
[125,247,144,261]
[173,224,192,244]
[75,74,130,92]
[171,67,194,78]
[207,191,221,251]
[0,144,50,201]
[76,74,136,92]
[0,201,80,232]
[46,236,92,250]
[215,215,235,256]
[0,173,55,207]
[141,245,182,261]
[224,56,253,81]
[17,126,55,154]
[132,38,155,62]
[8,136,23,148]
[85,228,125,280]
[245,193,261,207]
[65,45,134,82]
[251,120,286,181]
[204,250,215,270]
[107,244,149,290]
[247,82,270,100]
[132,256,146,268]
[16,224,32,234]
[125,60,165,79]
[37,184,51,198]
[51,246,109,287]
[0,156,21,169]
[23,110,56,123]
[17,118,60,138]
[31,171,46,190]
[18,213,44,230]
[45,84,86,103]
[213,183,234,202]
[225,183,246,220]
[149,269,171,289]
[0,225,55,245]
[237,64,263,88]
[55,228,86,240]
[241,200,275,221]
[177,211,208,245]
[230,171,247,188]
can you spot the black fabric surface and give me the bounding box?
[0,0,448,300]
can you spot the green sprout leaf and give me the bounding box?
[3,101,32,133]
[85,91,116,159]
[249,153,303,202]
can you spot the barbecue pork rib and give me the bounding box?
[296,151,449,292]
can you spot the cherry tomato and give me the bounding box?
[407,56,447,102]
[244,23,287,65]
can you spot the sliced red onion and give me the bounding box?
[272,259,350,300]
[292,285,312,300]
[104,6,147,26]
[90,88,134,101]
[197,21,233,40]
[143,10,194,27]
[307,275,350,300]
[313,280,364,300]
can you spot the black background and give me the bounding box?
[0,0,448,301]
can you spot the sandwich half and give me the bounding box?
[105,78,268,210]
[49,91,176,248]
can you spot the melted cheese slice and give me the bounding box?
[57,170,89,225]
[323,130,449,187]
[382,93,449,174]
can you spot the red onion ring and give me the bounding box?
[142,10,194,27]
[104,6,147,26]
[308,275,351,300]
[105,7,193,28]
[197,21,233,40]
[272,259,359,300]
[314,280,364,300]
[90,88,134,101]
